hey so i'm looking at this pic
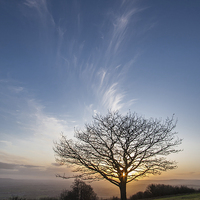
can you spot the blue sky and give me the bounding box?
[0,0,200,192]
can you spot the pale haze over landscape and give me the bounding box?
[0,0,200,198]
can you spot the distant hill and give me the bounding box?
[0,178,200,199]
[0,178,69,199]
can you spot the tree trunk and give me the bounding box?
[119,180,127,200]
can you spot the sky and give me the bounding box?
[0,0,200,196]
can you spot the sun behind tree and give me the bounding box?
[54,111,182,200]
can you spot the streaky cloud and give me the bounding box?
[24,0,55,26]
[107,8,137,55]
[93,2,140,112]
[0,151,29,165]
[0,162,42,170]
[102,83,125,111]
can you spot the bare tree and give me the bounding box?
[54,111,182,200]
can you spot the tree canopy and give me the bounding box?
[54,111,182,200]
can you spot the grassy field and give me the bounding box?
[154,193,200,200]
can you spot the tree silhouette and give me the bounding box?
[60,179,98,200]
[54,111,182,200]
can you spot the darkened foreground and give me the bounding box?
[153,193,200,200]
[5,179,200,200]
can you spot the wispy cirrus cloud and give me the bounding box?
[19,0,139,118]
[92,2,139,111]
[21,0,139,114]
[62,1,139,113]
[22,0,57,59]
[24,0,55,26]
[102,83,125,111]
[0,80,73,166]
[106,7,138,56]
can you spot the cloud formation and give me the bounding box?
[102,83,124,111]
[0,0,141,179]
[0,80,74,172]
[71,1,139,112]
[24,0,55,26]
[0,162,41,170]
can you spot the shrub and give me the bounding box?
[9,196,26,200]
[59,179,98,200]
[110,197,120,200]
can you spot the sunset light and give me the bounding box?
[0,0,200,199]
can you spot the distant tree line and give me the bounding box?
[8,181,200,200]
[129,184,200,200]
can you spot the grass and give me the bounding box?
[153,193,200,200]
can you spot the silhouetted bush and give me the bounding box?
[59,179,98,200]
[8,196,59,200]
[110,197,120,200]
[9,196,26,200]
[129,184,199,200]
